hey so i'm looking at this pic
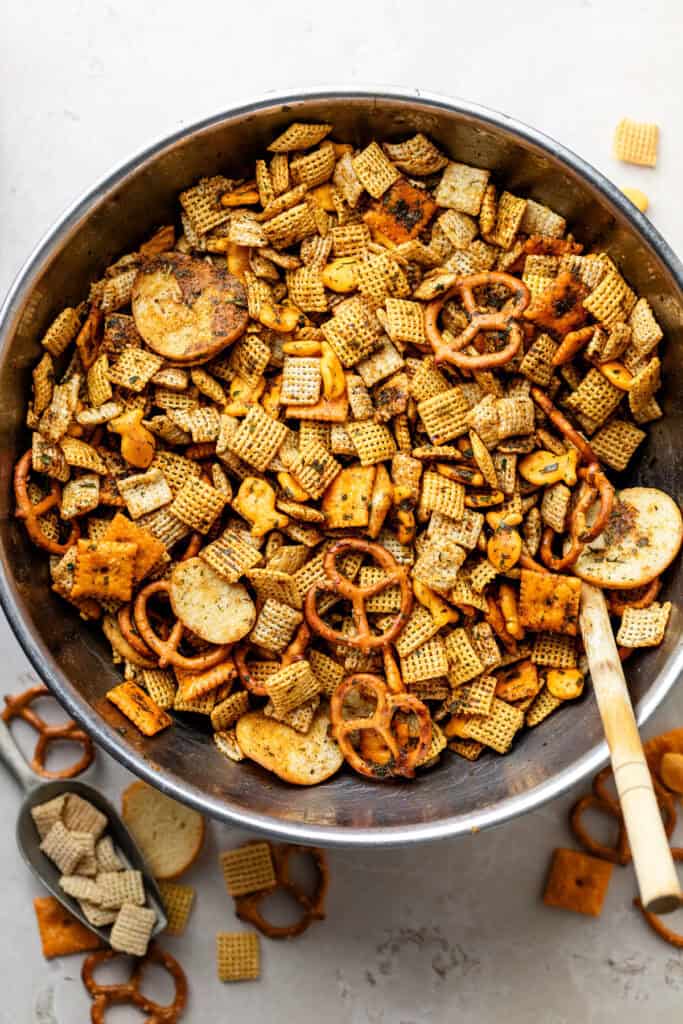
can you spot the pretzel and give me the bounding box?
[133,580,231,670]
[235,621,310,695]
[234,644,270,696]
[529,388,598,466]
[540,463,614,571]
[280,621,311,667]
[569,793,630,865]
[570,765,676,864]
[235,844,328,939]
[180,532,203,561]
[304,539,413,652]
[635,848,683,947]
[117,604,158,660]
[607,577,662,616]
[329,673,432,779]
[82,943,187,1023]
[2,684,94,779]
[14,450,80,555]
[424,272,530,370]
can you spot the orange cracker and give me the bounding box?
[71,539,137,601]
[519,569,581,636]
[543,848,613,916]
[33,896,103,959]
[106,681,172,736]
[102,512,166,583]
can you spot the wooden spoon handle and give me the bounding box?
[580,582,681,914]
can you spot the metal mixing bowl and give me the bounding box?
[1,89,682,846]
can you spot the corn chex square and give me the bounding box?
[413,536,466,595]
[613,118,659,167]
[110,903,156,957]
[170,476,226,533]
[280,357,322,406]
[117,468,173,519]
[419,470,465,520]
[435,162,490,215]
[321,296,381,367]
[200,528,262,582]
[445,629,485,685]
[352,142,400,198]
[616,602,671,648]
[216,932,260,982]
[158,881,195,936]
[418,388,470,443]
[227,405,290,471]
[590,420,645,472]
[264,660,321,715]
[220,842,276,897]
[250,598,303,653]
[564,370,623,430]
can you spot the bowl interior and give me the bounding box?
[2,92,682,844]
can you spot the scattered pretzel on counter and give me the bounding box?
[234,844,329,939]
[82,944,187,1023]
[13,120,682,788]
[2,684,94,779]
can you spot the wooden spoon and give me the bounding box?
[580,582,681,914]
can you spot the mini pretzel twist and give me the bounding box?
[330,673,432,780]
[133,579,231,670]
[2,684,94,779]
[606,577,662,616]
[14,450,80,555]
[235,621,311,695]
[81,944,187,1024]
[117,604,158,660]
[235,844,329,939]
[530,387,598,466]
[635,848,683,948]
[425,271,530,370]
[304,538,413,652]
[540,463,614,571]
[570,765,676,865]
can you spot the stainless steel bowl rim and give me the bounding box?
[1,86,682,846]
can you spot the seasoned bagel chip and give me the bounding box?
[572,487,683,589]
[132,253,248,363]
[236,708,343,785]
[170,556,255,644]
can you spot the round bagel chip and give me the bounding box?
[572,487,683,589]
[121,780,205,879]
[236,708,343,785]
[132,253,248,363]
[170,557,256,644]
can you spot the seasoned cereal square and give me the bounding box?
[110,903,156,956]
[220,842,276,897]
[216,931,260,982]
[435,162,490,215]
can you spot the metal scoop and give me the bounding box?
[0,715,167,943]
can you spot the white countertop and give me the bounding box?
[2,1,683,1020]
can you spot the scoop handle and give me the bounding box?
[0,717,38,791]
[580,582,681,914]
